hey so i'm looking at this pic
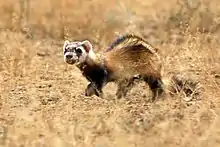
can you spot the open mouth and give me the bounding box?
[65,59,76,65]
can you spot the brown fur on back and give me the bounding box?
[103,34,163,80]
[106,34,158,53]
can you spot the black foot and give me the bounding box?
[85,83,103,98]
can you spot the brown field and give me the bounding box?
[0,0,220,146]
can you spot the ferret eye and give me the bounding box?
[75,48,82,54]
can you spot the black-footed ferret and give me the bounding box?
[63,34,164,102]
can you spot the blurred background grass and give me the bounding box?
[1,0,220,44]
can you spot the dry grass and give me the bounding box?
[0,0,220,146]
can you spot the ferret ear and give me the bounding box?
[63,40,70,51]
[81,40,93,53]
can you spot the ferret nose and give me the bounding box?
[66,54,73,59]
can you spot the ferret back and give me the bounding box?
[106,34,157,54]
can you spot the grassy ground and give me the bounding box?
[0,0,220,146]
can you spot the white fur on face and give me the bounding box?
[87,48,96,60]
[63,41,79,64]
[63,40,94,64]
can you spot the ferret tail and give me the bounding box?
[162,73,203,101]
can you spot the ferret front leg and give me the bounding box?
[85,83,103,98]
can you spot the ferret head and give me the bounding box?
[63,40,95,65]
